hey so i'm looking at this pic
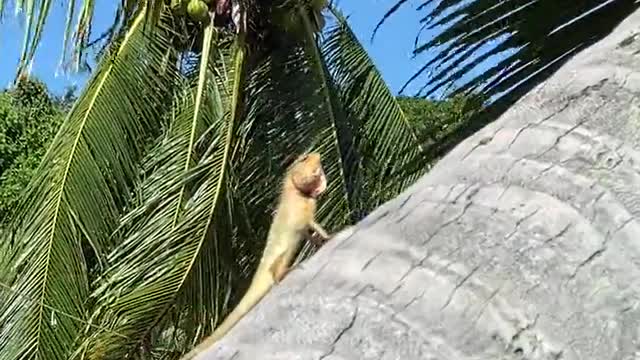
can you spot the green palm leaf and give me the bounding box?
[0,9,178,360]
[318,6,426,217]
[75,26,248,358]
[6,0,163,77]
[296,6,358,227]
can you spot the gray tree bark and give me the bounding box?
[194,9,640,360]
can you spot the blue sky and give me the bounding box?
[0,0,506,97]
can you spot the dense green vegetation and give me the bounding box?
[398,94,483,157]
[0,80,69,225]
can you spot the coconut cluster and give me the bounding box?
[171,0,232,23]
[170,0,328,34]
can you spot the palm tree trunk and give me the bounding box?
[191,8,640,360]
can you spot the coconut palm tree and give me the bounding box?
[0,1,428,359]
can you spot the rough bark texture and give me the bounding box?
[195,9,640,360]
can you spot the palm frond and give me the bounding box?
[7,0,154,77]
[296,6,361,227]
[320,6,427,216]
[75,27,248,358]
[383,0,638,108]
[143,0,166,29]
[14,0,46,79]
[0,8,179,360]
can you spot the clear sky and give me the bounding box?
[0,0,506,97]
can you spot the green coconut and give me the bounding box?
[187,0,210,22]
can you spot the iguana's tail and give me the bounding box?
[181,273,274,360]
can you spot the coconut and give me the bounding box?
[187,0,210,22]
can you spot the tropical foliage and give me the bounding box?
[0,1,429,359]
[399,93,483,160]
[0,79,68,226]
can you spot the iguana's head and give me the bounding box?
[288,152,327,198]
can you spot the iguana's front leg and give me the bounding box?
[308,220,331,245]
